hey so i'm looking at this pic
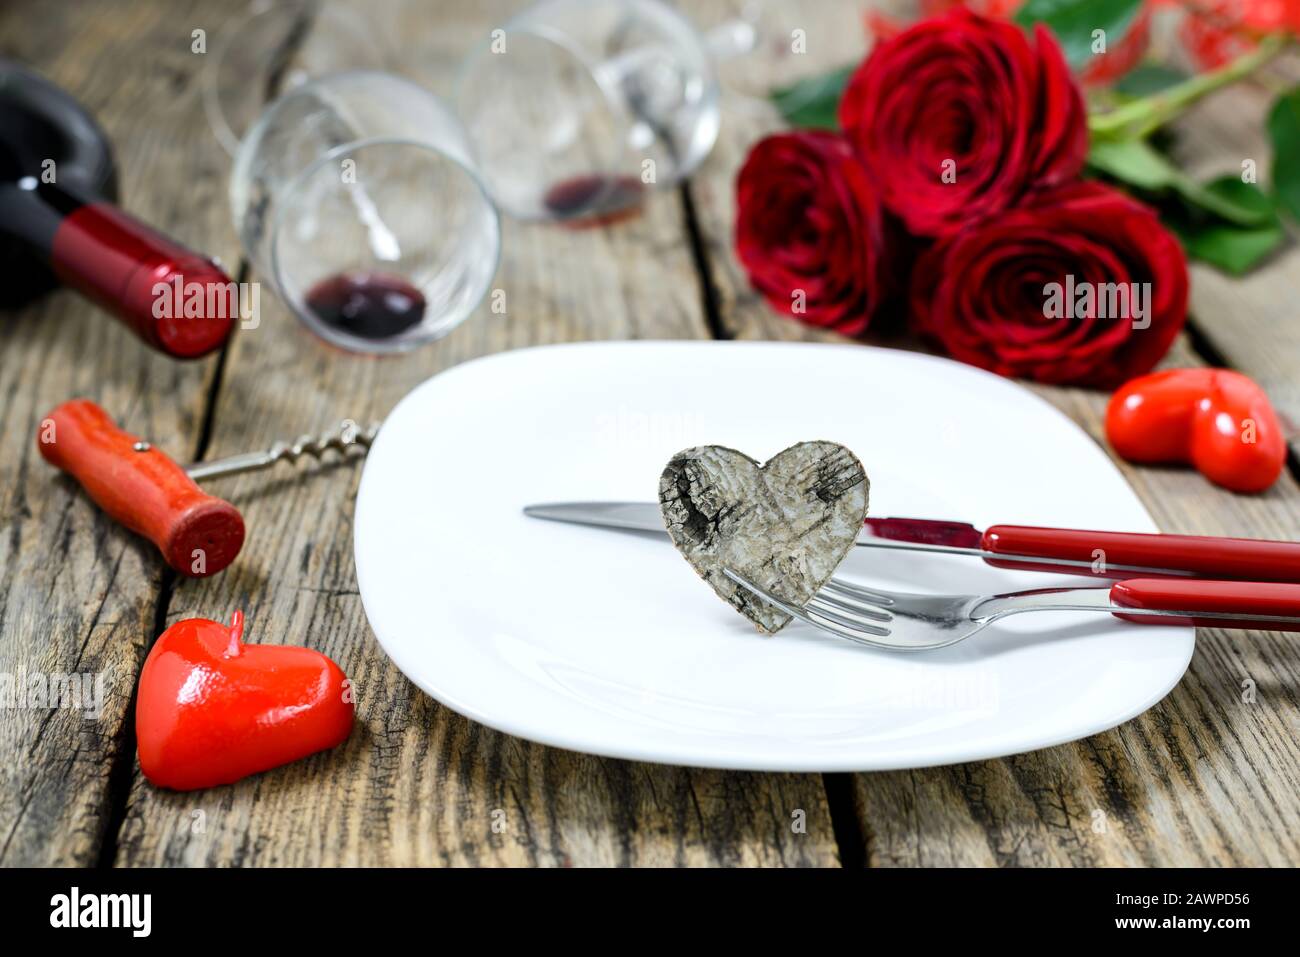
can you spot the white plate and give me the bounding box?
[354,341,1193,771]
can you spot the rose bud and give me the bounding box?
[839,9,1087,238]
[734,130,892,336]
[1080,6,1150,87]
[910,181,1188,388]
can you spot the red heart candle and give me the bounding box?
[136,611,353,790]
[1106,369,1286,494]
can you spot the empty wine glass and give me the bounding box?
[230,71,500,353]
[696,0,872,117]
[204,0,392,157]
[453,0,722,223]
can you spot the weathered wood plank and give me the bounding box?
[0,0,242,865]
[110,0,839,867]
[685,0,1300,865]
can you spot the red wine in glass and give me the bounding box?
[543,174,644,227]
[304,271,427,341]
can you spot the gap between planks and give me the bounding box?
[678,179,862,867]
[89,2,308,864]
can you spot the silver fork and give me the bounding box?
[723,570,1300,651]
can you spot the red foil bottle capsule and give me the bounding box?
[49,196,236,358]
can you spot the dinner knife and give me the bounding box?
[522,501,1300,582]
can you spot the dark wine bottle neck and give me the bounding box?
[0,175,92,259]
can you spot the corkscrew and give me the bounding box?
[37,399,381,578]
[185,420,381,481]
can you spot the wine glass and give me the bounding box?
[230,71,500,354]
[203,0,392,157]
[453,0,721,223]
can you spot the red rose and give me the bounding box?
[911,181,1188,388]
[1179,1,1300,70]
[734,131,891,336]
[839,9,1087,237]
[1080,6,1151,86]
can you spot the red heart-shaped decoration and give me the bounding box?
[136,611,353,790]
[1106,368,1286,493]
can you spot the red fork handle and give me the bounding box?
[37,399,244,577]
[1110,579,1300,630]
[983,525,1300,582]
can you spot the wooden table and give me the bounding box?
[4,0,1299,867]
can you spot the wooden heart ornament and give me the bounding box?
[659,442,869,633]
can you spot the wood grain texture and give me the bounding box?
[0,0,242,865]
[685,0,1300,865]
[9,0,1300,869]
[109,0,838,867]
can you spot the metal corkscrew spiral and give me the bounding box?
[184,419,382,482]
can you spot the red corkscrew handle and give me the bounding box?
[982,525,1300,582]
[1110,579,1300,631]
[37,399,244,577]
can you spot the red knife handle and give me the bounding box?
[36,399,244,577]
[982,525,1300,582]
[1110,579,1300,630]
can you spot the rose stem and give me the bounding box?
[1089,33,1289,141]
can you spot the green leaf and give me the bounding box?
[1267,85,1300,221]
[1014,0,1144,71]
[770,66,854,131]
[1086,137,1179,190]
[1169,177,1285,275]
[1114,62,1189,98]
[1180,223,1284,274]
[1198,176,1278,221]
[1087,138,1275,226]
[1172,176,1275,228]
